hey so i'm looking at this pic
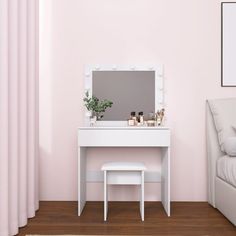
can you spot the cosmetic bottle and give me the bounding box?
[131,111,138,125]
[138,112,144,125]
[128,112,136,126]
[147,112,156,126]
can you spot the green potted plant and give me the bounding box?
[83,91,113,122]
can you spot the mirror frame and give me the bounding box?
[84,65,164,126]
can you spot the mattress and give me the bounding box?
[217,155,236,188]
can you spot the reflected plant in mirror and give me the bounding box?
[83,91,113,121]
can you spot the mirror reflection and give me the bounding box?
[92,71,155,121]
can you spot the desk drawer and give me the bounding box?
[78,129,170,147]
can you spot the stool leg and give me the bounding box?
[104,170,108,221]
[141,170,144,221]
[139,176,142,216]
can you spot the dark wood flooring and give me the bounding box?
[18,201,236,236]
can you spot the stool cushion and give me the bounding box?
[101,162,146,171]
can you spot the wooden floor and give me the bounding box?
[18,201,236,236]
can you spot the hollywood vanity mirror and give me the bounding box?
[84,65,164,126]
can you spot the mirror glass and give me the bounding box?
[92,71,155,121]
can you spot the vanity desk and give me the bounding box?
[79,65,169,216]
[77,126,171,217]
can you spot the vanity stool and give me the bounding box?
[101,162,146,221]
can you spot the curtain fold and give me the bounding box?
[0,0,39,235]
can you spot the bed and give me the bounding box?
[206,98,236,226]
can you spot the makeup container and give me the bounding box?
[147,120,155,127]
[138,112,144,125]
[128,111,136,126]
[147,112,156,126]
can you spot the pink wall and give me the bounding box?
[39,0,236,201]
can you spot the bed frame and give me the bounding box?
[206,101,236,226]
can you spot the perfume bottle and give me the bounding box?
[138,112,144,125]
[128,111,136,126]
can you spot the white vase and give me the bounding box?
[90,116,97,126]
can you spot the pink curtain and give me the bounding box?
[0,0,39,235]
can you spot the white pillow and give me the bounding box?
[224,137,236,157]
[208,98,236,151]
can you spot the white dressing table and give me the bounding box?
[77,126,171,216]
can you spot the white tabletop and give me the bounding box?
[79,126,170,130]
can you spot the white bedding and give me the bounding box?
[217,155,236,188]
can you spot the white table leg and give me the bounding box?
[139,181,141,218]
[141,170,144,221]
[104,170,108,221]
[161,147,170,216]
[78,147,87,216]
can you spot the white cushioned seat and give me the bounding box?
[217,155,236,188]
[102,162,146,171]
